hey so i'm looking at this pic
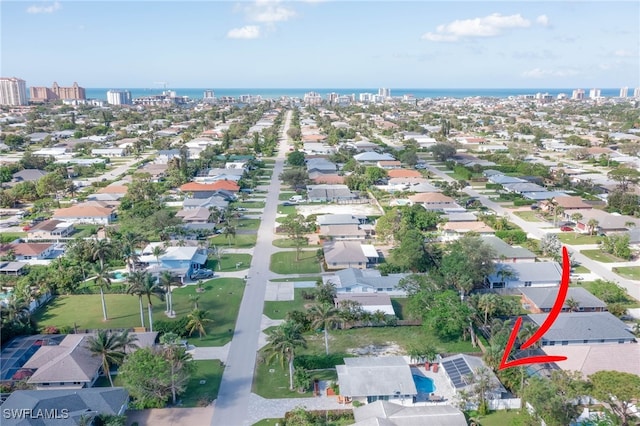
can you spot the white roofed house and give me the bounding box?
[139,243,208,282]
[322,268,408,296]
[91,148,125,157]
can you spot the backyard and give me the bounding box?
[270,251,321,274]
[33,278,245,347]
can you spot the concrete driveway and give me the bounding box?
[126,406,213,426]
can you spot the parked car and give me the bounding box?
[237,207,248,211]
[281,202,295,206]
[560,226,573,232]
[190,269,214,280]
[22,225,31,231]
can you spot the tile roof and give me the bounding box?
[387,169,422,178]
[53,205,114,218]
[408,192,455,204]
[3,242,54,256]
[180,181,240,192]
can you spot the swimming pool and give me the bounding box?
[412,374,436,394]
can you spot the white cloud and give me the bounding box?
[26,1,61,14]
[243,0,296,24]
[422,13,531,42]
[227,25,261,39]
[521,68,578,78]
[536,15,550,27]
[614,49,636,57]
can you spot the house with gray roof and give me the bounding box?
[488,175,525,185]
[306,158,338,174]
[307,184,356,202]
[352,400,467,426]
[323,241,368,270]
[335,293,395,316]
[23,335,103,389]
[439,354,507,400]
[322,268,407,296]
[353,152,396,164]
[182,195,228,211]
[336,356,417,404]
[485,261,562,289]
[481,236,536,263]
[320,224,367,240]
[520,287,607,313]
[317,214,363,226]
[1,387,128,426]
[502,182,547,194]
[12,169,47,183]
[526,312,636,346]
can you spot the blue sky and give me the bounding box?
[2,1,639,88]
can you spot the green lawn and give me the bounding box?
[206,253,252,272]
[263,288,313,320]
[209,233,256,248]
[580,249,621,263]
[576,281,640,308]
[391,298,410,320]
[73,224,99,238]
[572,265,590,274]
[34,278,245,347]
[277,205,297,215]
[513,211,544,222]
[279,192,296,201]
[0,232,27,243]
[467,410,525,426]
[253,361,337,399]
[252,420,282,426]
[557,233,602,245]
[272,238,315,249]
[613,266,640,281]
[235,201,265,209]
[181,360,224,407]
[239,218,261,230]
[270,251,321,274]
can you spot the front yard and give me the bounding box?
[512,211,545,222]
[580,249,623,263]
[181,360,224,407]
[612,266,640,281]
[209,233,256,248]
[557,233,602,245]
[205,253,252,272]
[270,251,321,274]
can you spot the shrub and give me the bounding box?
[513,199,536,207]
[352,400,363,408]
[154,317,189,337]
[495,230,528,244]
[294,353,353,370]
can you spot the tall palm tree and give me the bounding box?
[86,330,137,387]
[587,219,599,236]
[308,303,340,355]
[119,231,145,272]
[223,223,236,247]
[126,271,149,329]
[93,263,112,321]
[91,239,113,270]
[518,321,539,357]
[186,309,213,339]
[137,272,164,333]
[264,321,307,391]
[151,245,166,270]
[477,293,501,326]
[2,295,29,323]
[159,271,174,314]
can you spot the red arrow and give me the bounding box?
[498,246,570,370]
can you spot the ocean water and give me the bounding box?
[84,88,624,101]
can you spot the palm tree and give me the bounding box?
[308,303,340,355]
[186,309,213,339]
[264,321,307,391]
[518,321,539,356]
[571,213,583,238]
[587,218,599,236]
[137,272,164,332]
[565,297,580,312]
[86,330,137,387]
[159,271,174,314]
[223,223,236,247]
[126,271,151,329]
[119,231,145,272]
[2,295,29,323]
[93,263,112,321]
[91,239,113,270]
[477,293,501,327]
[151,245,166,270]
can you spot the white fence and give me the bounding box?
[489,398,521,410]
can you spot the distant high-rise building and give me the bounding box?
[107,90,132,105]
[359,93,372,102]
[303,91,322,105]
[571,89,585,100]
[203,89,215,99]
[0,77,28,105]
[634,87,640,98]
[378,88,391,97]
[589,88,601,99]
[30,82,86,101]
[327,92,339,103]
[619,87,629,98]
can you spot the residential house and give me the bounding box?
[376,160,402,170]
[91,148,125,157]
[182,195,229,211]
[319,224,367,240]
[443,212,478,222]
[311,173,345,184]
[322,268,407,296]
[352,401,467,426]
[439,354,507,400]
[502,182,547,194]
[138,162,168,182]
[307,184,356,202]
[180,181,240,198]
[53,204,115,225]
[303,143,336,155]
[336,356,417,404]
[23,334,103,389]
[317,214,364,227]
[481,236,537,263]
[0,242,55,261]
[11,169,47,183]
[408,192,457,211]
[485,261,562,288]
[27,219,75,240]
[387,169,423,179]
[542,344,640,378]
[175,207,210,224]
[138,243,208,280]
[570,209,640,234]
[353,152,395,165]
[520,287,607,313]
[323,241,368,269]
[335,293,395,315]
[0,261,28,276]
[551,196,593,211]
[1,388,129,426]
[441,221,495,240]
[306,158,338,174]
[488,175,525,185]
[526,312,636,346]
[156,149,181,163]
[385,177,440,193]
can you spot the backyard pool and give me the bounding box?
[412,374,436,394]
[112,272,126,280]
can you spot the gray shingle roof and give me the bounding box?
[481,236,536,260]
[527,312,636,343]
[353,401,467,426]
[520,287,607,310]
